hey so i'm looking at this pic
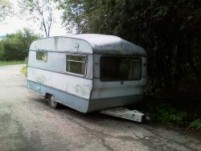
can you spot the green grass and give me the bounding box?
[0,61,25,66]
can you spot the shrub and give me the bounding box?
[151,103,187,124]
[189,119,201,131]
[21,65,27,77]
[2,42,27,61]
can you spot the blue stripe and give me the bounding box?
[28,80,89,113]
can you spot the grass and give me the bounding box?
[0,61,25,66]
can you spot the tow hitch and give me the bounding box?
[101,107,149,123]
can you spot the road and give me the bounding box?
[0,65,200,151]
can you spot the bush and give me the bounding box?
[2,42,27,61]
[21,65,27,76]
[190,119,201,131]
[0,28,40,61]
[150,103,187,124]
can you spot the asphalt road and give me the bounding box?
[0,64,200,151]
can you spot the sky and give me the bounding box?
[0,0,67,37]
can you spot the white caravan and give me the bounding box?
[27,34,147,113]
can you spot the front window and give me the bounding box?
[36,51,48,62]
[66,55,86,75]
[100,56,141,81]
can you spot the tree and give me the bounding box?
[0,28,40,61]
[0,0,12,21]
[59,0,201,98]
[57,0,86,33]
[19,0,58,37]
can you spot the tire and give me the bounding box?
[48,95,58,109]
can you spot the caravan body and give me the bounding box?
[27,34,147,113]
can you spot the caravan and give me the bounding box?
[27,34,147,113]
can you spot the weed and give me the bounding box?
[21,66,28,77]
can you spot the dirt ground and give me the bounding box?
[0,64,200,151]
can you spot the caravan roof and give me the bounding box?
[30,34,146,56]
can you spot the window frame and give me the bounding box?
[100,55,142,82]
[66,54,87,76]
[36,51,48,62]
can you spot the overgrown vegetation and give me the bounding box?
[150,104,187,125]
[137,98,201,132]
[0,28,40,61]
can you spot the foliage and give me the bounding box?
[57,0,86,33]
[140,99,201,130]
[21,65,27,76]
[0,0,12,21]
[2,42,26,60]
[0,28,40,61]
[190,119,201,131]
[19,0,58,37]
[149,103,187,124]
[0,41,4,57]
[58,0,201,98]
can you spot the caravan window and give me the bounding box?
[66,55,86,75]
[100,56,141,81]
[36,51,48,62]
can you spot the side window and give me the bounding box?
[66,55,86,75]
[100,56,141,81]
[36,51,48,62]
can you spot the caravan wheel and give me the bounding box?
[48,95,58,109]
